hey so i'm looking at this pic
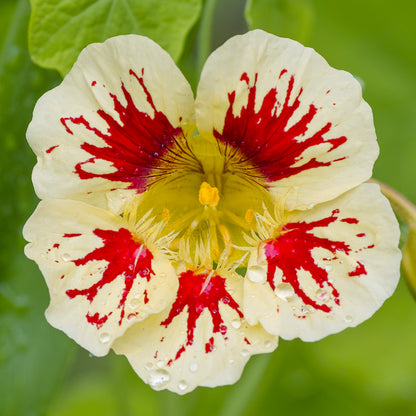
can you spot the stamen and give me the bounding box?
[198,182,220,207]
[245,209,255,223]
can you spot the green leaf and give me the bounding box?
[245,0,314,43]
[28,0,203,76]
[0,1,77,415]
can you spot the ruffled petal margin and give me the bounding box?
[243,183,401,341]
[23,199,178,356]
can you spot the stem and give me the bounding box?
[197,0,218,74]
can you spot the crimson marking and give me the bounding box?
[63,233,82,238]
[65,228,154,326]
[46,145,59,154]
[214,71,347,182]
[161,270,243,363]
[60,69,182,192]
[264,210,367,313]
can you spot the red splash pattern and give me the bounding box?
[264,210,367,313]
[65,227,154,326]
[161,270,243,363]
[213,72,347,182]
[60,69,182,192]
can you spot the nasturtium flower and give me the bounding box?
[24,30,401,394]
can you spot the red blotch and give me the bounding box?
[348,261,366,276]
[53,243,60,249]
[63,233,82,238]
[214,72,347,182]
[244,337,251,345]
[86,312,109,329]
[46,145,59,154]
[161,270,243,362]
[91,80,97,86]
[60,69,182,192]
[356,233,366,238]
[341,218,359,224]
[205,337,215,353]
[65,228,154,326]
[264,210,367,313]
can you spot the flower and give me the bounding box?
[24,30,401,394]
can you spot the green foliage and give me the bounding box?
[28,0,203,76]
[0,1,76,415]
[245,0,314,42]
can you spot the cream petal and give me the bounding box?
[27,35,195,209]
[23,199,178,356]
[113,269,277,394]
[195,30,378,210]
[244,183,401,341]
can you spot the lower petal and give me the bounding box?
[113,269,277,394]
[244,183,401,341]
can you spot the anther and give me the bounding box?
[245,209,255,223]
[198,182,220,207]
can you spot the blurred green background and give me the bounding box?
[1,0,415,415]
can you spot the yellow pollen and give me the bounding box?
[245,209,255,223]
[198,181,220,207]
[162,208,170,221]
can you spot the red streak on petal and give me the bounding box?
[264,210,357,312]
[205,337,215,353]
[46,145,59,154]
[356,233,366,238]
[143,289,149,304]
[86,312,108,329]
[161,270,242,362]
[214,72,347,182]
[65,228,154,326]
[63,233,82,238]
[348,261,367,277]
[341,218,359,224]
[60,69,182,192]
[244,337,251,345]
[53,243,60,249]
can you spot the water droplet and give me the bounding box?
[189,362,198,372]
[148,369,170,389]
[231,319,241,329]
[301,305,314,315]
[99,333,110,344]
[178,380,188,391]
[344,315,353,323]
[229,359,235,364]
[241,349,250,357]
[275,283,294,301]
[316,289,329,302]
[264,340,273,349]
[62,253,71,261]
[324,265,332,272]
[129,296,141,309]
[247,265,267,283]
[156,360,165,368]
[144,362,154,371]
[160,273,166,277]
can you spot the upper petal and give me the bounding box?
[195,30,378,210]
[27,35,195,209]
[23,199,178,356]
[113,268,277,394]
[243,183,401,341]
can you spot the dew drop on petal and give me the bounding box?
[129,296,141,309]
[231,319,241,329]
[264,340,273,349]
[189,362,198,373]
[99,332,110,344]
[344,314,353,323]
[148,369,170,389]
[247,265,267,283]
[275,283,295,301]
[156,360,165,368]
[229,359,235,364]
[241,349,250,357]
[316,289,330,302]
[144,362,154,371]
[62,253,71,262]
[178,380,188,391]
